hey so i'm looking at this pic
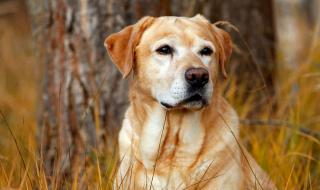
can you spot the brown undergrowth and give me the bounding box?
[0,2,320,190]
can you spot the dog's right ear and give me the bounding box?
[104,16,155,78]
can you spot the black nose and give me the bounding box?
[185,68,209,88]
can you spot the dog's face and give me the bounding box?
[105,15,232,110]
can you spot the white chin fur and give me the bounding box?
[154,76,213,109]
[156,87,213,109]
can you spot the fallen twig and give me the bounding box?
[240,119,320,139]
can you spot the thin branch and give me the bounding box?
[182,174,224,190]
[218,112,264,190]
[240,119,320,139]
[181,160,215,190]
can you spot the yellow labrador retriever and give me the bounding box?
[105,15,276,190]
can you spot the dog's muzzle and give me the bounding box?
[160,67,211,109]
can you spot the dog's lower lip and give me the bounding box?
[161,102,173,108]
[184,94,203,103]
[161,94,205,109]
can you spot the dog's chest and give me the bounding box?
[139,108,205,170]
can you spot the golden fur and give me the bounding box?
[105,15,276,190]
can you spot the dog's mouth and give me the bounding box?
[160,102,174,109]
[184,94,203,103]
[160,93,208,109]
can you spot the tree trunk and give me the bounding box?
[204,0,276,111]
[27,0,275,187]
[27,0,137,186]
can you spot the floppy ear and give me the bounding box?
[104,16,155,78]
[212,25,232,79]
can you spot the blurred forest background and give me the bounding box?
[0,0,319,189]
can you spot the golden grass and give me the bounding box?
[0,6,320,190]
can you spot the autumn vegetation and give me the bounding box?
[0,1,319,189]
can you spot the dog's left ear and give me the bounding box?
[104,16,155,78]
[212,25,232,79]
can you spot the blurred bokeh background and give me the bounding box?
[0,0,319,189]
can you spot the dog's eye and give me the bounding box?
[199,47,213,56]
[156,45,173,55]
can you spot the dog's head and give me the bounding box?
[105,15,232,110]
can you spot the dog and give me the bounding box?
[105,15,277,190]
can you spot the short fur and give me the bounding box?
[105,15,276,190]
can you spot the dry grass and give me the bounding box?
[0,2,37,189]
[0,3,320,190]
[227,48,320,189]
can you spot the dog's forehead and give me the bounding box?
[140,16,213,44]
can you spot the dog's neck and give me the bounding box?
[127,82,238,170]
[129,82,204,124]
[128,80,226,131]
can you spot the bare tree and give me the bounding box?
[208,0,276,94]
[27,0,275,186]
[27,0,137,186]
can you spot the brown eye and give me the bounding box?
[156,45,173,55]
[199,47,213,56]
